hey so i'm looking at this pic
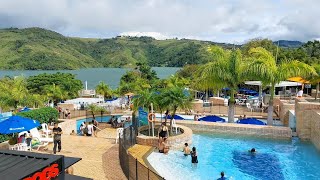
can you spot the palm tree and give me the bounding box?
[87,104,99,119]
[43,84,66,104]
[307,64,320,100]
[132,89,157,135]
[198,46,248,123]
[0,76,33,110]
[248,47,316,125]
[161,87,192,134]
[96,81,113,99]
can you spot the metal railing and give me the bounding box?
[201,104,269,117]
[119,126,164,180]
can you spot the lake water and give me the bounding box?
[0,67,180,89]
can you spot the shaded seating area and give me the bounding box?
[0,115,54,152]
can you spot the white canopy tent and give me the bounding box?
[245,81,302,103]
[244,81,302,87]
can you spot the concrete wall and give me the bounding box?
[310,111,320,150]
[295,98,320,141]
[136,125,193,150]
[278,100,295,126]
[176,121,292,139]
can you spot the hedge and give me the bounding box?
[0,134,10,143]
[17,107,59,124]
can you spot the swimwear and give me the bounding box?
[159,129,167,138]
[191,152,198,163]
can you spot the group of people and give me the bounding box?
[238,115,247,120]
[57,107,71,119]
[79,119,99,137]
[158,122,169,154]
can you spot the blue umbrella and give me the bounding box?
[0,116,40,134]
[199,115,226,122]
[236,118,266,125]
[19,107,31,112]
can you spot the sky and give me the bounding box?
[0,0,319,43]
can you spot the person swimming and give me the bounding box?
[217,171,227,180]
[249,148,256,153]
[183,143,191,156]
[190,147,198,163]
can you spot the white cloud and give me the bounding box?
[0,0,319,42]
[120,31,170,40]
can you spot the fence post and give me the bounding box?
[147,167,149,180]
[136,158,138,180]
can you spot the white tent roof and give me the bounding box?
[245,81,302,87]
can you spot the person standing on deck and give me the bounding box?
[53,123,63,154]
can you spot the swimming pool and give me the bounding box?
[76,115,124,134]
[147,133,320,180]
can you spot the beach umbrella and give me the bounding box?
[199,115,226,122]
[0,116,40,134]
[236,118,266,125]
[19,107,31,112]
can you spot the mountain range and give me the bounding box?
[0,27,304,70]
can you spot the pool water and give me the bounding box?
[147,133,320,180]
[76,115,125,134]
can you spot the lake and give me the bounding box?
[0,67,180,89]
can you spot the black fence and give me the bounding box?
[119,126,164,180]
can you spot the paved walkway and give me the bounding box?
[44,127,126,180]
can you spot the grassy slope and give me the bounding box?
[0,28,230,70]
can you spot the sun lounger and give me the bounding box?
[30,128,53,143]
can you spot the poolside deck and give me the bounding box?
[43,127,126,180]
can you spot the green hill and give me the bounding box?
[0,28,223,70]
[0,27,310,70]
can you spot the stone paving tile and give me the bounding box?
[103,144,127,180]
[43,134,120,180]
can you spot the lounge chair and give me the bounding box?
[115,128,124,144]
[30,128,53,143]
[246,103,254,112]
[41,123,52,137]
[33,141,49,151]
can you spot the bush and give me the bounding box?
[17,107,59,124]
[0,134,10,143]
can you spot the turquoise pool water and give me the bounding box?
[76,115,124,134]
[147,133,320,180]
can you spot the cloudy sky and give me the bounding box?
[0,0,318,43]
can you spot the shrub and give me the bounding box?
[17,107,59,124]
[0,134,10,143]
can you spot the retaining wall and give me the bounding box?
[136,125,192,150]
[176,121,292,139]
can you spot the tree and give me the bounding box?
[26,72,83,98]
[161,87,192,134]
[198,46,248,123]
[248,47,316,125]
[307,64,320,100]
[0,76,39,110]
[96,81,113,99]
[87,104,107,119]
[43,84,66,104]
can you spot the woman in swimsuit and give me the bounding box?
[191,147,198,164]
[158,122,169,148]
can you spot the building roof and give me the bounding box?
[245,81,302,87]
[0,150,82,180]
